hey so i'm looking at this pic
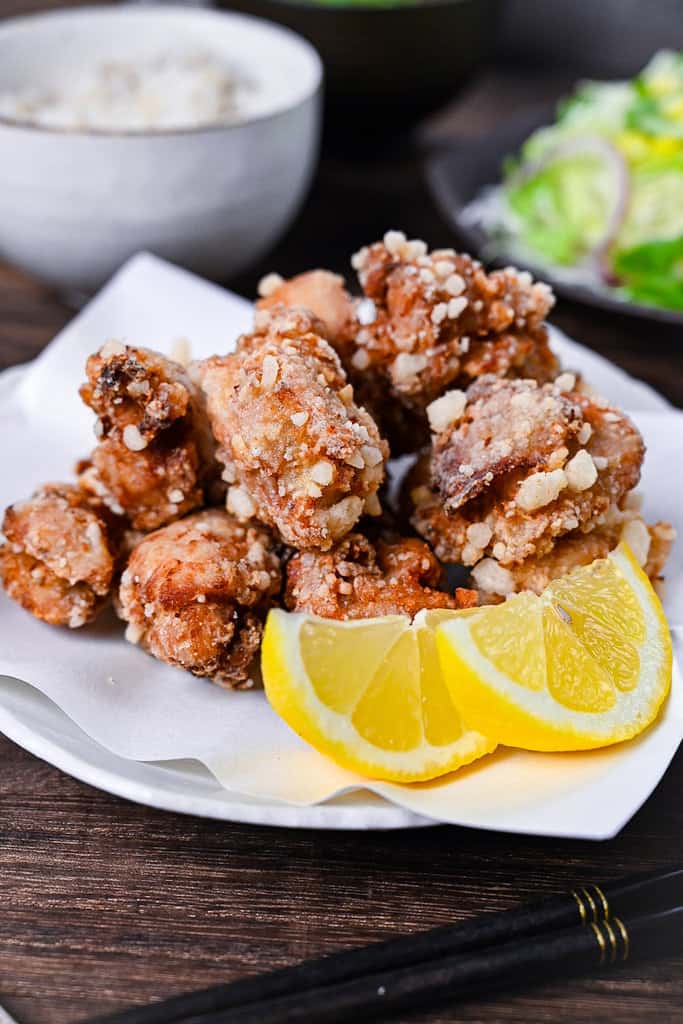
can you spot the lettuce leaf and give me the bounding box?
[612,235,683,309]
[506,152,616,266]
[617,156,683,249]
[626,50,683,139]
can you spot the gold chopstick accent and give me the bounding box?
[602,919,618,964]
[591,883,610,921]
[613,916,630,962]
[591,922,607,965]
[570,889,587,925]
[581,886,598,923]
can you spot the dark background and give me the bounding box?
[1,3,682,1022]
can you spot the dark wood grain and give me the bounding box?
[1,738,681,1024]
[0,46,681,1024]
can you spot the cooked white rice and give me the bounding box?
[0,51,256,132]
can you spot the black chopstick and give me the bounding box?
[89,865,683,1024]
[209,905,683,1024]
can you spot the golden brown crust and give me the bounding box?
[1,483,125,627]
[432,376,585,512]
[117,509,282,688]
[460,329,559,385]
[409,376,645,567]
[645,521,676,582]
[285,532,476,620]
[79,341,216,530]
[194,309,388,551]
[347,236,558,421]
[473,512,675,602]
[0,550,104,627]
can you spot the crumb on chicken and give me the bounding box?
[472,507,676,602]
[79,341,217,531]
[285,531,476,620]
[194,308,388,551]
[349,236,558,432]
[116,509,282,688]
[0,483,125,627]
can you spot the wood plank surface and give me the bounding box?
[0,34,681,1024]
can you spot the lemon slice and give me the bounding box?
[436,543,672,752]
[261,609,496,782]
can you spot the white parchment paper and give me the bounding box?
[0,252,680,836]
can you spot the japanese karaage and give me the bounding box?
[0,483,125,627]
[404,372,675,600]
[285,532,476,620]
[117,509,282,687]
[79,341,217,531]
[1,233,674,692]
[194,308,388,550]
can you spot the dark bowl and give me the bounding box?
[220,0,502,129]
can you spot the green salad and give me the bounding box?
[491,52,683,311]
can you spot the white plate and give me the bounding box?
[0,254,680,834]
[0,676,429,829]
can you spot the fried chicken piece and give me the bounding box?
[347,233,558,420]
[256,270,358,357]
[194,309,388,551]
[79,341,217,531]
[460,330,559,384]
[0,483,125,627]
[472,509,675,602]
[285,532,476,620]
[645,521,677,581]
[117,509,281,688]
[409,375,645,567]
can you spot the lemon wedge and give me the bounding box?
[261,609,496,782]
[436,544,672,752]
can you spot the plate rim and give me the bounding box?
[0,675,435,830]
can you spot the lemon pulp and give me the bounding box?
[262,610,495,782]
[437,544,672,751]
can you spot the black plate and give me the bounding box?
[425,106,683,327]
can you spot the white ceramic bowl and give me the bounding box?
[0,5,322,292]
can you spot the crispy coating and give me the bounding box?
[347,234,558,418]
[409,375,645,567]
[460,330,559,385]
[285,532,476,620]
[1,483,124,627]
[645,521,677,581]
[473,509,675,602]
[117,509,282,688]
[194,309,389,551]
[79,341,216,531]
[432,376,584,512]
[257,270,358,357]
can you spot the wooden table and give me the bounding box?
[0,66,681,1024]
